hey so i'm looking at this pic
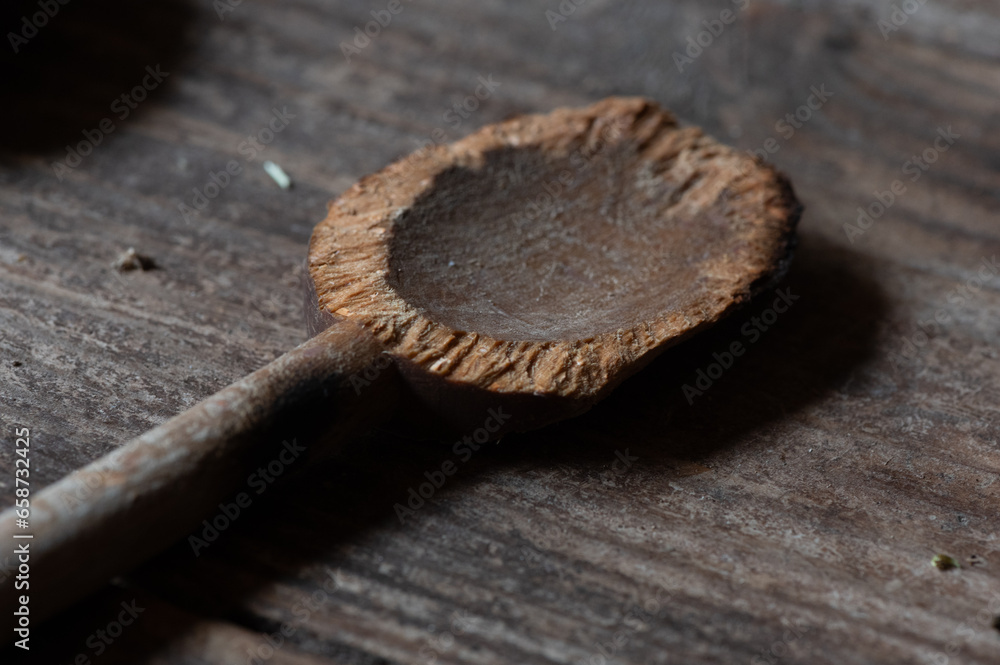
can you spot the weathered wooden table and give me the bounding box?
[2,1,999,663]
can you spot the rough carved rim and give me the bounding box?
[308,97,800,401]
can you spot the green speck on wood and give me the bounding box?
[931,554,959,570]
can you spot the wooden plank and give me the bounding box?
[2,0,999,663]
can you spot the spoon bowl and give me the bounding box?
[309,97,799,430]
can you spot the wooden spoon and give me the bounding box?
[0,97,800,632]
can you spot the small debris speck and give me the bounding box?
[931,554,959,571]
[992,616,1000,633]
[114,248,156,272]
[968,554,985,567]
[263,160,292,189]
[12,360,22,367]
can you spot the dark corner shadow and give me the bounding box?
[0,0,196,155]
[0,3,200,663]
[18,234,887,661]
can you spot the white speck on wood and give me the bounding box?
[263,161,292,189]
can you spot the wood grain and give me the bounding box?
[0,316,396,632]
[1,1,999,663]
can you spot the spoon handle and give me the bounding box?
[0,317,397,633]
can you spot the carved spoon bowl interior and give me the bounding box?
[309,96,800,430]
